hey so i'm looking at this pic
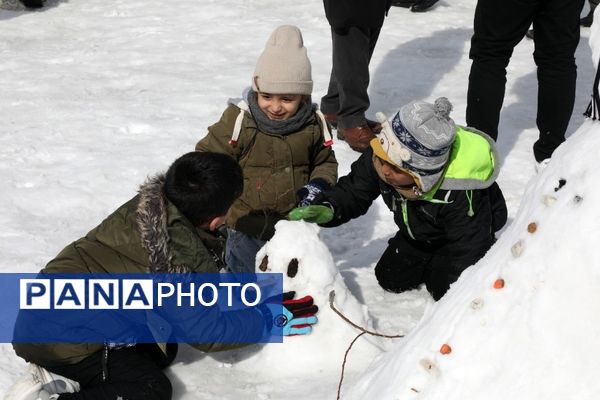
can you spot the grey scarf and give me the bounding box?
[247,89,316,135]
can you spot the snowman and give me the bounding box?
[235,220,383,378]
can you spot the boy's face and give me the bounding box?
[198,214,228,232]
[373,155,416,190]
[198,210,229,232]
[257,92,303,121]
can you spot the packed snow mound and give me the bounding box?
[343,121,600,399]
[234,220,382,378]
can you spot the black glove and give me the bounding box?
[296,179,330,207]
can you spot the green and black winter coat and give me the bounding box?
[13,174,265,367]
[322,126,507,278]
[196,99,338,240]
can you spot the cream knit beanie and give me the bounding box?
[252,25,313,95]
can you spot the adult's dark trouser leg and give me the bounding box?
[466,0,537,140]
[320,26,381,129]
[48,344,175,400]
[320,29,343,117]
[374,233,431,294]
[532,0,584,162]
[580,0,598,26]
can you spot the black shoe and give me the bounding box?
[581,9,594,27]
[392,0,415,7]
[525,29,534,39]
[411,0,439,12]
[19,0,44,8]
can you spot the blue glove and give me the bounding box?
[266,292,318,336]
[297,179,330,207]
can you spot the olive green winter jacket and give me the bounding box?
[13,174,257,366]
[196,103,338,240]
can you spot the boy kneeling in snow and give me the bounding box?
[6,152,317,400]
[290,97,507,300]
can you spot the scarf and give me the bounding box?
[246,89,316,135]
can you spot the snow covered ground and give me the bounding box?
[345,116,600,400]
[0,0,597,398]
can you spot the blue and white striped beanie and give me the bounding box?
[389,97,456,192]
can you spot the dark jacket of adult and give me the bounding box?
[323,0,393,29]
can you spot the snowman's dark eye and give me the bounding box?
[259,255,269,272]
[287,258,298,278]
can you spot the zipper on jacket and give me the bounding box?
[391,193,416,240]
[400,198,416,240]
[102,343,109,382]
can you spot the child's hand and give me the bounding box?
[288,205,334,224]
[296,179,330,207]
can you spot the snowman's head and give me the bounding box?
[255,220,337,292]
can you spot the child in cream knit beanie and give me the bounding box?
[252,25,313,95]
[196,25,337,276]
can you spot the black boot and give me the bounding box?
[581,8,595,27]
[411,0,440,12]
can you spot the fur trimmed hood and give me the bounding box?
[136,173,190,273]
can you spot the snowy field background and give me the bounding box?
[0,0,597,398]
